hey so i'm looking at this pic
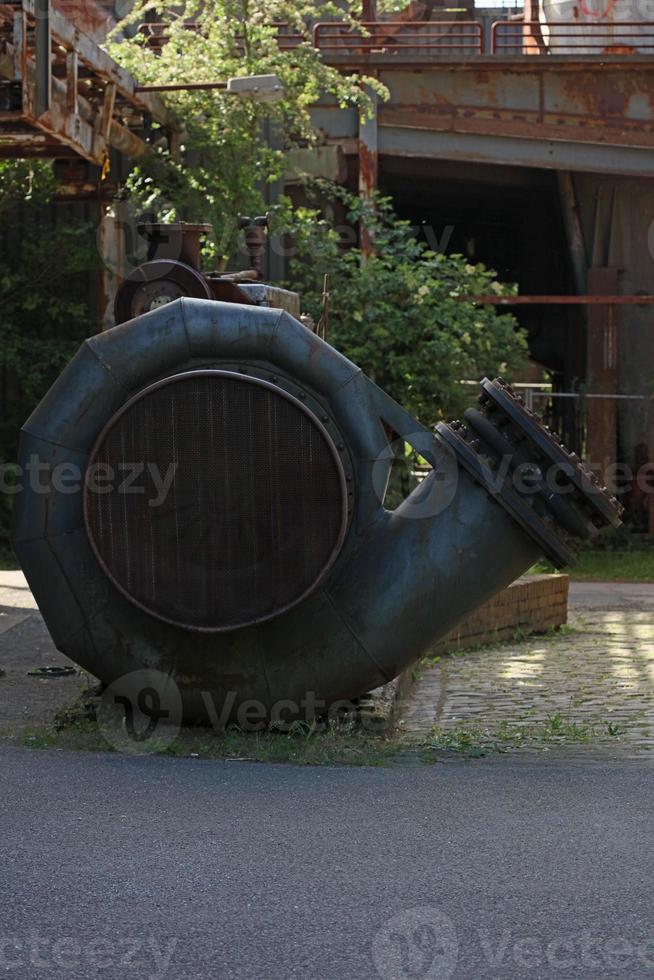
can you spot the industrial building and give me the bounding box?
[1,0,652,527]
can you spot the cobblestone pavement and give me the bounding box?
[398,581,654,760]
[3,569,654,761]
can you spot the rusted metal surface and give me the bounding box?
[136,80,227,94]
[358,82,379,256]
[378,65,654,144]
[379,125,654,176]
[314,32,654,174]
[308,55,654,175]
[238,215,268,278]
[53,0,117,43]
[112,220,299,325]
[0,0,176,164]
[114,259,213,325]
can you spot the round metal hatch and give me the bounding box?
[84,370,348,631]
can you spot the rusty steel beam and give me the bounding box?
[53,0,118,43]
[136,81,227,93]
[380,108,654,150]
[18,0,174,126]
[358,80,379,256]
[378,125,654,177]
[0,53,152,163]
[312,54,654,175]
[319,52,654,70]
[0,4,171,164]
[377,65,654,146]
[34,0,50,117]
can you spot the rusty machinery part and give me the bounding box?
[437,377,623,568]
[13,300,620,724]
[238,214,269,279]
[206,277,265,305]
[136,222,214,271]
[83,370,349,632]
[114,260,212,325]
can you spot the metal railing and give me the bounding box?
[311,20,485,55]
[138,17,654,59]
[492,19,654,52]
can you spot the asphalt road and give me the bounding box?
[2,747,654,980]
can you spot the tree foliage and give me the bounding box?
[281,188,526,424]
[109,0,385,260]
[0,161,99,459]
[0,7,525,445]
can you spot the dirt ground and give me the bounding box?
[0,570,91,732]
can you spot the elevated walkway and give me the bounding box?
[314,39,654,177]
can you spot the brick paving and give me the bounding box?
[397,581,654,760]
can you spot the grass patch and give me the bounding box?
[531,550,654,582]
[12,723,406,767]
[3,696,632,765]
[529,528,654,582]
[164,725,403,767]
[425,712,629,758]
[2,694,406,767]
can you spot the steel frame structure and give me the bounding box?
[0,0,175,164]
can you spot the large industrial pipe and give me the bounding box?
[12,298,621,724]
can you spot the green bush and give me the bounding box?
[281,189,527,425]
[0,161,100,549]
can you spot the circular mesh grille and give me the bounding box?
[84,371,348,631]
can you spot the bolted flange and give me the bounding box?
[436,377,623,568]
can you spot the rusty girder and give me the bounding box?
[0,0,176,165]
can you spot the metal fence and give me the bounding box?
[311,21,485,55]
[139,17,654,58]
[492,19,654,52]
